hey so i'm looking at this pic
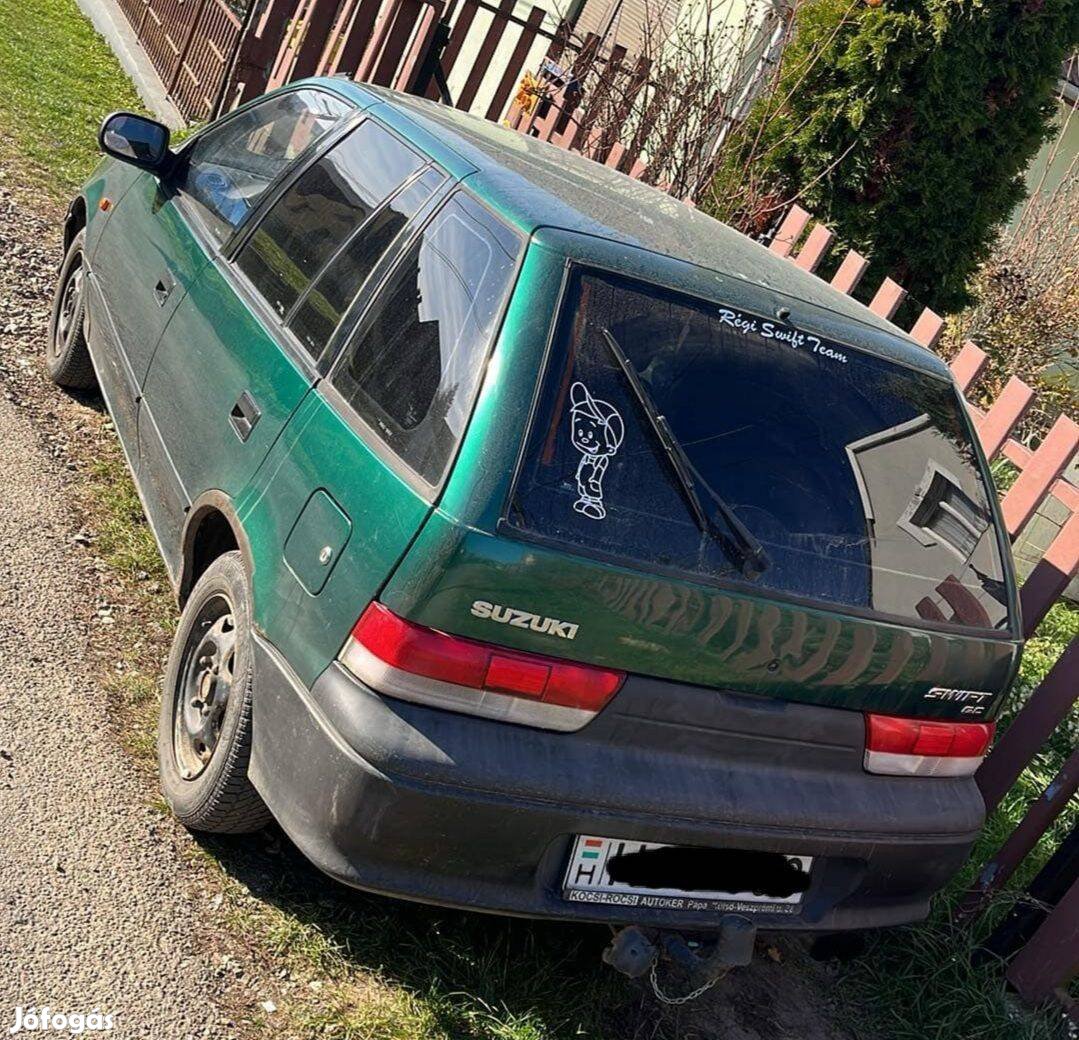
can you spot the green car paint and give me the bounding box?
[236,386,434,687]
[75,76,1020,733]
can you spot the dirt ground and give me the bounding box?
[0,158,866,1040]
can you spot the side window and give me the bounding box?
[330,194,521,486]
[177,89,351,244]
[289,168,444,357]
[235,120,426,337]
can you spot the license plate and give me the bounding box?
[562,835,812,914]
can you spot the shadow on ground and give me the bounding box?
[195,825,864,1040]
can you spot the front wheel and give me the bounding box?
[158,551,271,833]
[46,229,97,391]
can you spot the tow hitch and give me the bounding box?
[603,916,757,1004]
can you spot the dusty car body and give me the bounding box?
[50,79,1020,939]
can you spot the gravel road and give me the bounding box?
[0,174,245,1039]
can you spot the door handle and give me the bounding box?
[229,391,261,442]
[153,271,176,306]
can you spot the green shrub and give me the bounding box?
[707,0,1079,315]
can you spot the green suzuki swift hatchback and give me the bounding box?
[49,79,1021,941]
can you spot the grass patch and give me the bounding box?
[0,0,144,200]
[186,835,634,1040]
[85,449,171,589]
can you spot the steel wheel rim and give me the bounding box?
[173,593,238,780]
[54,262,83,357]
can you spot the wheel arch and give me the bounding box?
[179,491,256,608]
[64,196,88,253]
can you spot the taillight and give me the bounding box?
[864,713,995,777]
[338,602,625,732]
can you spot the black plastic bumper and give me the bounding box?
[248,636,985,932]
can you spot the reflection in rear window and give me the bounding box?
[507,269,1011,632]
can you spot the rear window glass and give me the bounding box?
[507,268,1011,632]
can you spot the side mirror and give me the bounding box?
[98,112,173,173]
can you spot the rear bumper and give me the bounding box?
[249,637,984,932]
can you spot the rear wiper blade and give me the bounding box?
[600,327,770,578]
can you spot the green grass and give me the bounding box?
[181,830,634,1040]
[0,0,144,200]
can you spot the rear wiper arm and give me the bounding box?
[600,327,770,577]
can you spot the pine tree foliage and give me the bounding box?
[708,0,1079,314]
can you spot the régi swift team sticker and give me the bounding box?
[568,381,625,520]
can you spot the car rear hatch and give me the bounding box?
[332,237,1021,924]
[373,253,1020,727]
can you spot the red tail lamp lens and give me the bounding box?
[343,602,624,725]
[864,713,995,777]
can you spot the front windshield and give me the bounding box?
[507,268,1012,633]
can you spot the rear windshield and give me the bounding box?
[506,268,1011,633]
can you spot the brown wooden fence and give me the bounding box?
[116,0,246,120]
[217,0,577,119]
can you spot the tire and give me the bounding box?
[46,229,98,391]
[158,551,271,833]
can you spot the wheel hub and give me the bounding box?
[55,264,83,355]
[174,599,237,780]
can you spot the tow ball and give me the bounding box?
[602,916,757,1004]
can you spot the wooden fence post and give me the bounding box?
[229,0,296,107]
[908,307,944,350]
[959,747,1079,920]
[455,0,515,112]
[868,276,906,320]
[1020,511,1079,637]
[485,5,546,121]
[793,223,834,273]
[949,341,989,393]
[1001,415,1079,537]
[829,249,868,295]
[977,376,1036,461]
[768,204,810,258]
[1005,872,1079,1008]
[976,638,1079,813]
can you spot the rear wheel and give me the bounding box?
[46,230,97,391]
[158,551,271,833]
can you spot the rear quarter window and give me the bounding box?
[329,193,521,486]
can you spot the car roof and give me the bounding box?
[321,79,950,380]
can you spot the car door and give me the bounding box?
[138,115,434,577]
[89,88,349,460]
[241,189,523,687]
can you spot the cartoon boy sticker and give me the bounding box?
[568,381,625,520]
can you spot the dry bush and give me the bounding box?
[940,111,1078,445]
[535,0,858,210]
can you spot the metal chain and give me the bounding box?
[648,960,728,1006]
